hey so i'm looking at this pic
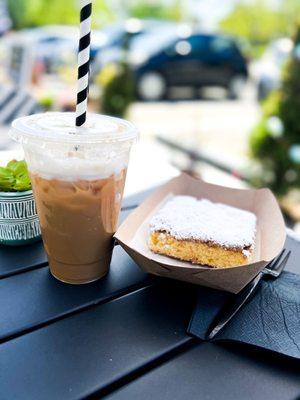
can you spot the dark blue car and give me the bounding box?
[132,32,248,100]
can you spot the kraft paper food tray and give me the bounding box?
[115,173,286,293]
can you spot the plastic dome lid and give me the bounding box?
[10,112,139,144]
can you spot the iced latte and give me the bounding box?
[10,113,138,284]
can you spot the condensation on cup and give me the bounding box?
[10,112,138,284]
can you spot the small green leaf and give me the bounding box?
[9,160,31,191]
[7,159,27,175]
[0,167,15,192]
[14,173,31,191]
[0,160,31,192]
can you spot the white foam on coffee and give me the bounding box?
[27,150,129,181]
[13,112,137,181]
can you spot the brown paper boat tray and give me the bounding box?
[115,173,286,293]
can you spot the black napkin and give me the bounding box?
[188,271,300,359]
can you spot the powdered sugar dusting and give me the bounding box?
[150,196,256,251]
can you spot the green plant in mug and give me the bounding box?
[0,160,31,192]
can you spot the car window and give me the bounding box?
[187,35,210,55]
[210,37,238,57]
[132,29,177,57]
[166,35,209,57]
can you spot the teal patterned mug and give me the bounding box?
[0,190,41,246]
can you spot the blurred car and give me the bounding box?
[130,29,248,101]
[2,26,78,85]
[252,38,293,101]
[33,26,108,62]
[23,25,109,60]
[2,25,110,83]
[91,19,175,76]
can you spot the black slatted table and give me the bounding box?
[0,189,299,400]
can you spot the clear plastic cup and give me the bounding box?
[10,112,138,284]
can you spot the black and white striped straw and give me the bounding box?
[76,0,92,127]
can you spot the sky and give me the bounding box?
[188,0,240,28]
[187,0,281,28]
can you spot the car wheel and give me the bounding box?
[137,72,166,101]
[227,75,247,100]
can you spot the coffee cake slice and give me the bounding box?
[148,196,256,268]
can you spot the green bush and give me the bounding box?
[38,95,54,111]
[98,63,136,118]
[220,1,300,59]
[7,0,113,29]
[130,0,183,21]
[250,26,300,195]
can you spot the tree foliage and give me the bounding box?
[279,27,300,142]
[221,3,282,39]
[7,0,113,29]
[7,0,28,29]
[98,62,136,118]
[129,0,183,21]
[220,0,299,57]
[250,26,300,195]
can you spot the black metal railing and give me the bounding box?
[156,136,251,184]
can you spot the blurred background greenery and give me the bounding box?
[220,0,300,58]
[6,0,300,58]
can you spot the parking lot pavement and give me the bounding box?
[129,84,260,161]
[127,84,261,192]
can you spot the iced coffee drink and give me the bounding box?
[10,113,138,284]
[31,171,126,283]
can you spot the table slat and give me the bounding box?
[0,241,47,279]
[0,282,197,400]
[0,246,152,342]
[106,342,300,400]
[283,236,300,274]
[0,207,135,279]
